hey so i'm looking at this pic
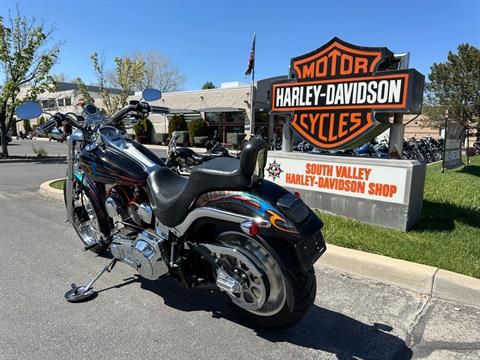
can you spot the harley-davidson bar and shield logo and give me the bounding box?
[271,38,424,149]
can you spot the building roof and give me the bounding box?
[54,81,126,95]
[197,107,245,113]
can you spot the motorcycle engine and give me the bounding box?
[110,230,169,280]
[105,186,153,227]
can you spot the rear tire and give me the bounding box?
[215,232,316,328]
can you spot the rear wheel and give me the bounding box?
[213,231,316,328]
[64,181,109,254]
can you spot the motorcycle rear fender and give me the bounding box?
[189,179,326,270]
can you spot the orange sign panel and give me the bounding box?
[271,38,424,149]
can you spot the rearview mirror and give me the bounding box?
[15,101,42,120]
[142,88,162,102]
[83,103,99,116]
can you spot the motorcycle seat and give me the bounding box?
[147,138,267,227]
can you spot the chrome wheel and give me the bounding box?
[214,232,287,317]
[74,191,102,247]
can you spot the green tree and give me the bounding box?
[75,77,95,105]
[422,44,480,130]
[89,52,144,115]
[0,11,60,156]
[201,81,215,89]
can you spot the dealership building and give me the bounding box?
[145,79,440,145]
[16,79,440,143]
[140,77,292,145]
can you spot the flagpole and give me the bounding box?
[250,32,256,137]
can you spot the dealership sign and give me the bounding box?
[266,155,407,204]
[443,121,465,170]
[271,37,424,149]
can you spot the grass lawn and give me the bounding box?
[49,179,65,190]
[318,156,480,278]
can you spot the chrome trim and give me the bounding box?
[68,129,84,142]
[171,207,270,237]
[65,136,75,223]
[201,243,267,310]
[216,268,242,294]
[240,218,271,235]
[137,203,153,224]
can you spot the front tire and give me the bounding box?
[215,231,316,328]
[63,181,110,254]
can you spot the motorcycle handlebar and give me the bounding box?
[150,105,170,114]
[36,100,166,136]
[35,118,58,135]
[109,104,138,124]
[109,102,169,124]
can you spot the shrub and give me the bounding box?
[133,118,153,136]
[23,120,32,133]
[168,114,187,135]
[188,119,209,144]
[32,146,48,157]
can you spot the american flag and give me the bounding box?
[245,33,256,76]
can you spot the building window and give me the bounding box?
[57,98,64,107]
[41,99,56,109]
[65,97,72,106]
[205,111,246,145]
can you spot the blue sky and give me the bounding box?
[1,0,479,90]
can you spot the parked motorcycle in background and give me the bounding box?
[167,130,232,175]
[15,90,325,328]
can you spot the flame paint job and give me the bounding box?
[196,191,298,233]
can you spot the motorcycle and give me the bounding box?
[473,141,480,155]
[15,89,326,328]
[166,130,231,176]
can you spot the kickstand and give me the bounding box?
[64,259,117,302]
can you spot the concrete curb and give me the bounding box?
[0,157,66,164]
[39,178,64,202]
[317,244,480,308]
[426,160,443,166]
[38,179,480,308]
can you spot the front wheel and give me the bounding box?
[63,181,110,254]
[213,231,316,328]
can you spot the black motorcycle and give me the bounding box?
[16,90,325,328]
[166,130,231,176]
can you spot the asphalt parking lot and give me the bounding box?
[0,161,479,359]
[5,139,168,159]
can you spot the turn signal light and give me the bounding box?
[240,219,267,236]
[294,192,301,199]
[248,221,260,236]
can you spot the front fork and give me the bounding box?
[65,137,75,223]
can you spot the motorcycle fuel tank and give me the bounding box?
[79,142,161,185]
